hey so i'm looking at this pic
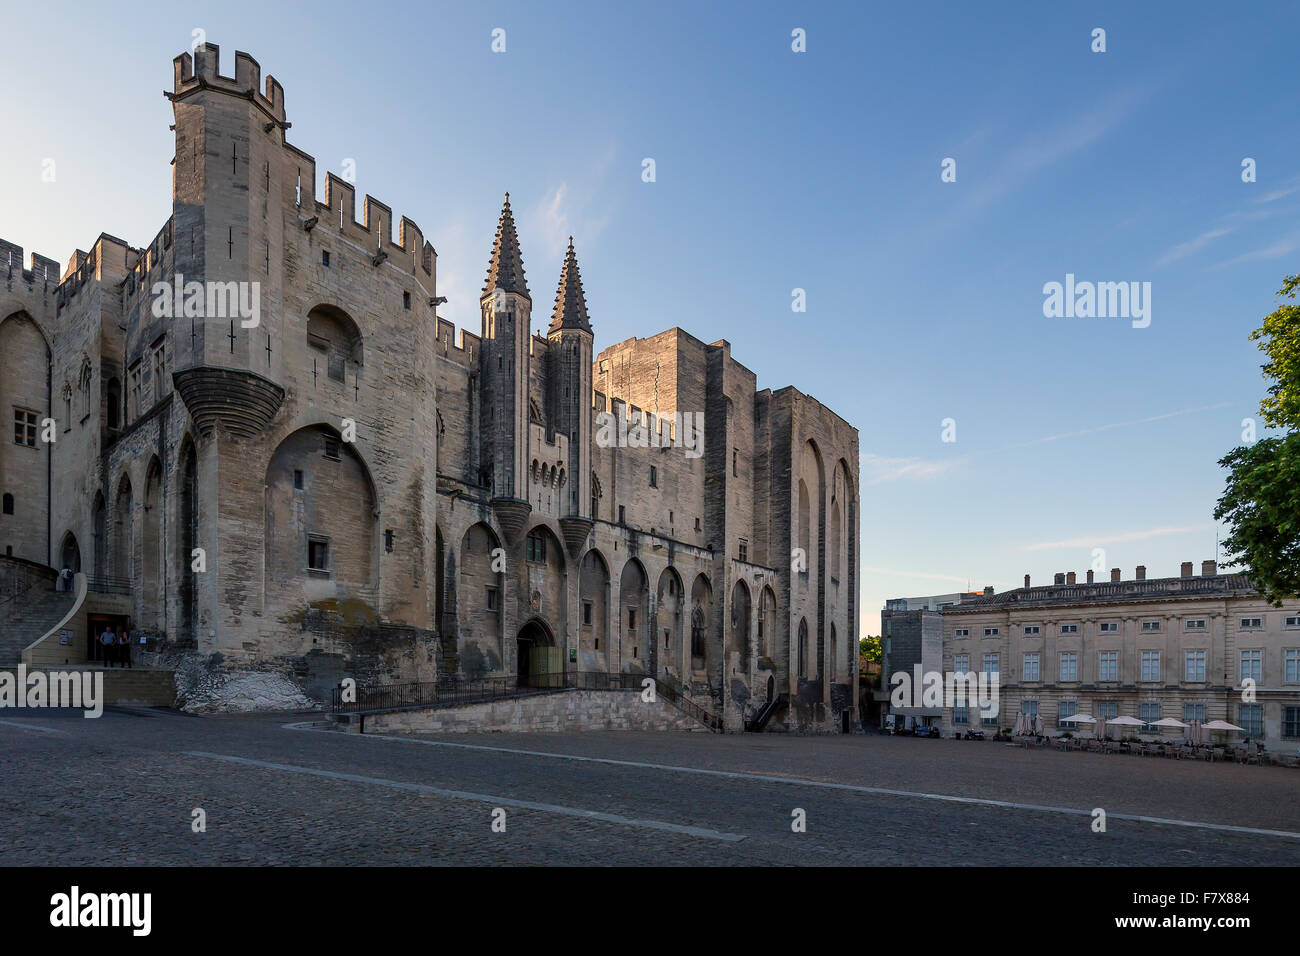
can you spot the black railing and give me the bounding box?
[746,692,787,733]
[332,669,724,732]
[653,668,723,732]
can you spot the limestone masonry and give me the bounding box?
[0,44,860,732]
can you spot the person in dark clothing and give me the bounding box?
[99,627,116,667]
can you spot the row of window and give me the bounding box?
[954,649,1300,683]
[957,617,1297,637]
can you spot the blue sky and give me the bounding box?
[3,1,1297,631]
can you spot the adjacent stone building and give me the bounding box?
[939,563,1300,750]
[0,44,860,731]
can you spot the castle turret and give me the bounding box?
[547,238,594,559]
[479,194,532,542]
[167,43,287,438]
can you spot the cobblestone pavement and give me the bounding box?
[2,709,1298,865]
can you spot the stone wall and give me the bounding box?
[366,688,708,734]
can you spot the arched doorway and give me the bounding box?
[516,618,557,688]
[59,532,81,573]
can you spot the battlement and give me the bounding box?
[435,316,482,368]
[308,168,435,285]
[172,44,285,123]
[601,398,680,443]
[172,44,435,290]
[0,238,61,286]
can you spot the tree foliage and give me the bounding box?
[1214,275,1300,606]
[858,635,882,663]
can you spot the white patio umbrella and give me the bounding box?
[1202,719,1245,731]
[1061,713,1097,740]
[1150,716,1187,743]
[1107,715,1144,740]
[1013,713,1026,735]
[1033,714,1045,736]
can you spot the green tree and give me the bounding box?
[1214,274,1300,606]
[858,635,882,663]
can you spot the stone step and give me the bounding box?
[0,585,76,666]
[0,667,176,708]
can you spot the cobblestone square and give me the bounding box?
[2,710,1297,866]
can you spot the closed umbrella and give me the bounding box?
[1033,714,1044,736]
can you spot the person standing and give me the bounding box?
[100,626,115,667]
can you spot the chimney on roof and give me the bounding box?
[1136,565,1146,581]
[1053,573,1065,585]
[1024,574,1031,588]
[983,586,993,596]
[1202,559,1217,577]
[1111,568,1121,583]
[1066,571,1076,585]
[1181,561,1193,578]
[1086,570,1095,584]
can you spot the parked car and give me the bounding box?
[964,729,985,740]
[913,725,941,738]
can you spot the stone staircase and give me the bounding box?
[0,580,76,666]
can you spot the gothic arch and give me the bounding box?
[458,521,504,677]
[657,566,684,677]
[58,530,81,573]
[579,548,611,671]
[729,578,752,673]
[111,474,134,583]
[306,303,364,381]
[264,424,378,610]
[0,311,51,564]
[760,584,778,662]
[521,523,567,637]
[690,573,713,675]
[618,558,649,672]
[141,457,165,631]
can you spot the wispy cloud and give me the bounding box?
[1155,227,1232,267]
[943,84,1155,229]
[1213,232,1300,270]
[1255,180,1300,204]
[997,402,1233,453]
[860,453,962,486]
[525,142,618,258]
[1023,524,1210,552]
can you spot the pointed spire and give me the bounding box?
[482,192,529,299]
[549,235,591,334]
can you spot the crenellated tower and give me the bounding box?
[547,237,595,559]
[479,194,533,543]
[166,43,288,438]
